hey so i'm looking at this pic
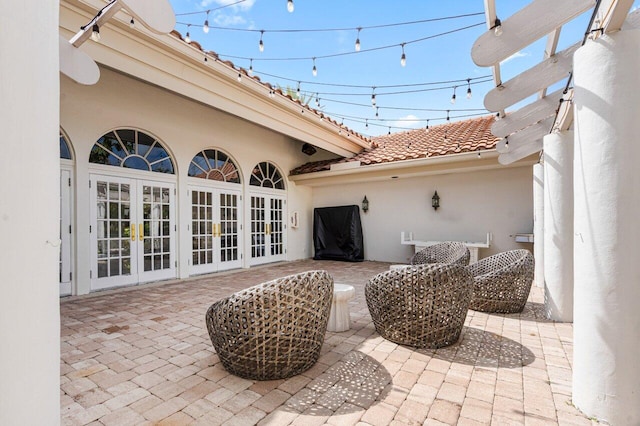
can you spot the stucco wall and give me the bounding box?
[61,67,315,294]
[311,166,534,263]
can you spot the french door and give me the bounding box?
[249,194,286,265]
[189,185,242,275]
[90,174,176,291]
[60,169,72,296]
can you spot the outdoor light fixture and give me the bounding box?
[432,191,440,210]
[287,0,294,13]
[362,196,369,213]
[301,143,317,156]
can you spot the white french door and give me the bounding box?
[249,194,286,265]
[189,185,243,275]
[60,169,72,296]
[90,174,176,291]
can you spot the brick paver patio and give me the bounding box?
[60,260,591,425]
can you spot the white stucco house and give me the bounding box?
[3,0,639,423]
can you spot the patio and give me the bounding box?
[60,260,589,425]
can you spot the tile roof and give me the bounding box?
[290,114,499,175]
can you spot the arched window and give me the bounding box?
[60,132,72,160]
[89,129,174,174]
[250,162,285,190]
[188,149,241,183]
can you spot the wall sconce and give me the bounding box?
[362,196,369,213]
[432,191,440,210]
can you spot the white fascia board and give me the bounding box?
[60,0,368,157]
[289,150,534,187]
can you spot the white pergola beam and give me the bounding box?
[499,139,543,165]
[492,88,564,137]
[497,116,555,152]
[471,0,595,67]
[539,29,562,98]
[600,0,635,33]
[484,41,580,112]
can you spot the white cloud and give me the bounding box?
[200,0,256,11]
[213,14,247,26]
[500,51,529,64]
[389,114,422,130]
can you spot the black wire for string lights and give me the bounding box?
[213,22,484,62]
[313,96,488,113]
[175,11,484,32]
[175,0,248,16]
[323,111,491,132]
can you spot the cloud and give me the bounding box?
[213,14,247,26]
[389,114,422,130]
[500,51,529,64]
[200,0,256,11]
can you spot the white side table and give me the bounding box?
[327,284,355,332]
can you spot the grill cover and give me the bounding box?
[313,205,364,262]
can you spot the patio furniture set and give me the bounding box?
[205,242,534,381]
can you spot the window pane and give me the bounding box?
[122,156,150,171]
[59,135,72,160]
[115,129,135,155]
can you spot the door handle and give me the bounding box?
[139,223,144,241]
[131,224,135,241]
[217,223,222,237]
[265,223,271,235]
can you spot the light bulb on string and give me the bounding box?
[426,119,430,130]
[296,81,301,99]
[504,137,509,150]
[287,0,294,13]
[466,78,472,99]
[129,18,135,28]
[315,94,320,106]
[400,43,406,67]
[185,25,191,43]
[446,110,450,121]
[371,87,376,106]
[375,107,379,118]
[237,72,242,82]
[388,127,391,135]
[355,27,361,51]
[91,24,101,42]
[312,58,317,77]
[203,10,210,33]
[248,59,253,76]
[451,86,457,104]
[365,119,369,129]
[493,18,503,36]
[259,30,264,52]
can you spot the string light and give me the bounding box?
[478,151,482,158]
[446,110,450,121]
[259,30,264,52]
[365,119,369,129]
[91,24,101,42]
[371,87,376,106]
[355,27,361,51]
[248,59,253,76]
[375,107,379,117]
[296,81,301,98]
[388,127,391,135]
[287,0,294,13]
[450,86,457,104]
[203,11,210,33]
[237,72,242,82]
[129,18,135,28]
[504,137,509,149]
[400,43,406,67]
[426,119,430,130]
[492,17,503,36]
[312,58,317,77]
[185,24,191,43]
[315,93,320,106]
[466,78,472,99]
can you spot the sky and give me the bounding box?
[167,0,635,137]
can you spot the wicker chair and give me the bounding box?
[205,270,333,380]
[365,264,473,349]
[468,249,535,313]
[410,241,470,266]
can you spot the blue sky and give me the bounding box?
[167,1,632,137]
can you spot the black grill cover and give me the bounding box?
[313,205,364,262]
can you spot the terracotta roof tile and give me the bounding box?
[290,115,499,175]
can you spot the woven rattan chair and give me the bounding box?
[365,264,473,349]
[205,270,333,380]
[410,241,470,266]
[468,249,535,313]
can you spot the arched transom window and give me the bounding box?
[89,129,174,174]
[60,132,72,160]
[188,149,241,183]
[250,162,285,190]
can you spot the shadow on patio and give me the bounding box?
[60,259,588,425]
